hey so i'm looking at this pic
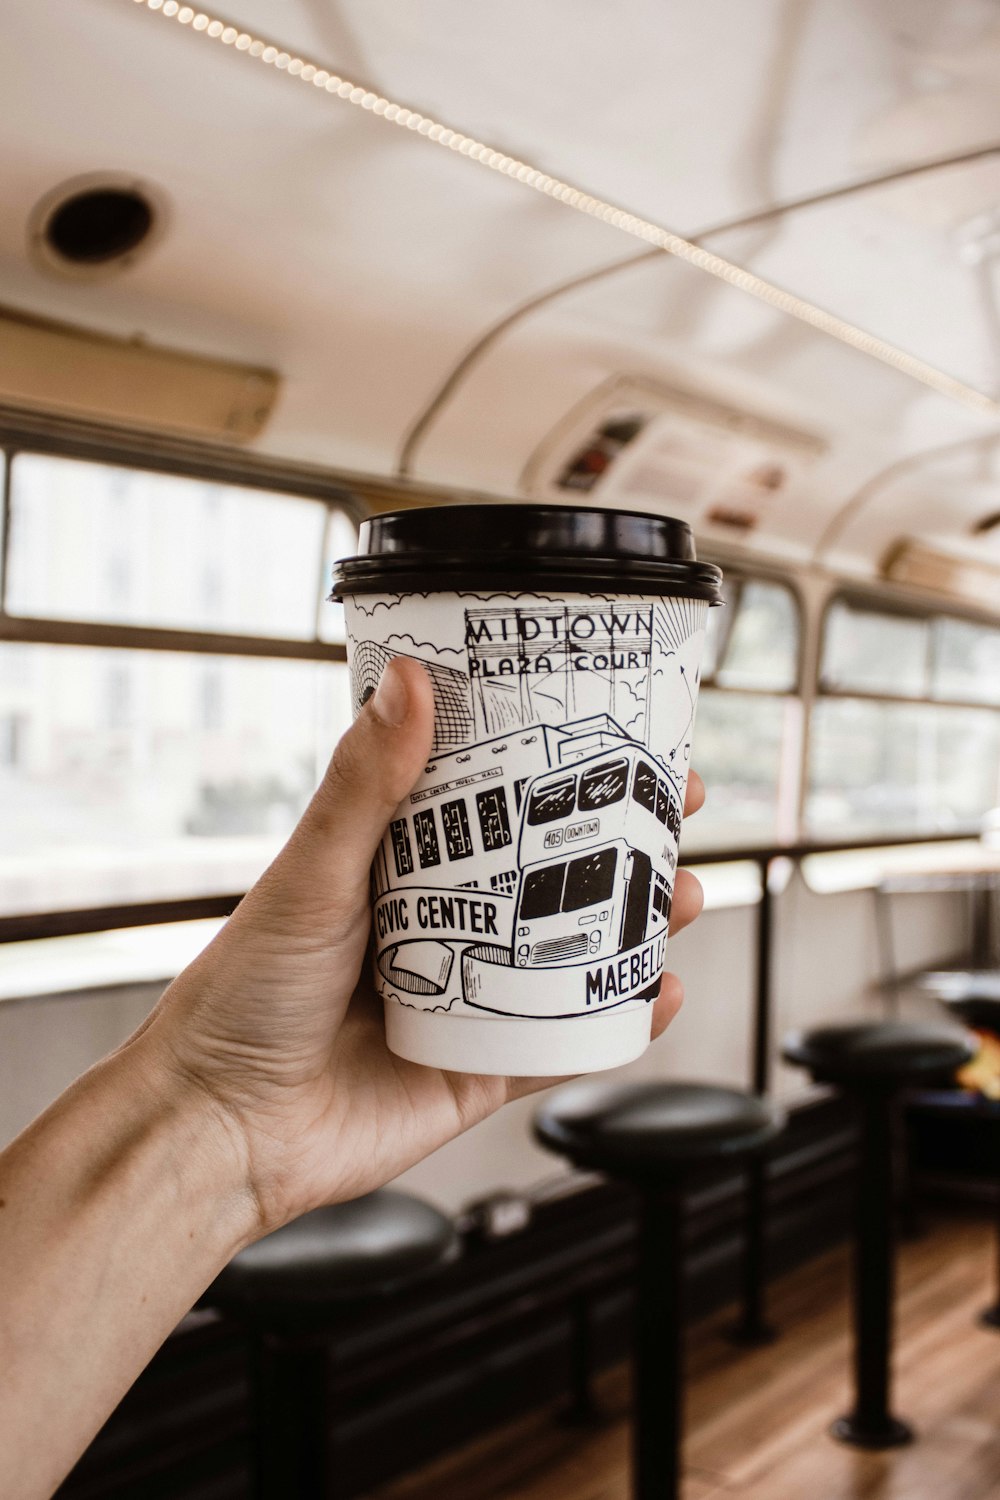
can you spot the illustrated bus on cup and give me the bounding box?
[371,712,683,1000]
[513,745,682,972]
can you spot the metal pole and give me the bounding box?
[253,1333,333,1499]
[832,1089,913,1448]
[729,859,777,1345]
[980,1186,1000,1330]
[633,1186,684,1500]
[563,1289,601,1424]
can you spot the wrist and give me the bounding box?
[111,1024,263,1257]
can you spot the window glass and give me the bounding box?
[476,786,512,851]
[821,600,929,698]
[519,864,565,919]
[652,877,672,921]
[716,581,798,691]
[932,617,1000,706]
[0,642,350,915]
[527,775,576,825]
[6,454,331,639]
[390,818,414,878]
[413,808,441,869]
[806,699,1000,836]
[699,578,737,681]
[684,689,794,849]
[632,760,658,815]
[578,758,628,812]
[562,848,617,911]
[441,798,474,860]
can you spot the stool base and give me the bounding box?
[557,1395,608,1428]
[979,1303,1000,1330]
[831,1414,914,1450]
[724,1319,779,1348]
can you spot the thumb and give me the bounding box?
[248,656,435,933]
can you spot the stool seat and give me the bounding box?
[205,1189,458,1316]
[782,1021,973,1085]
[534,1081,784,1176]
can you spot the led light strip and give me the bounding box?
[131,0,1000,421]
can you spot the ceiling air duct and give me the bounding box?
[882,537,1000,614]
[0,305,279,442]
[523,376,824,537]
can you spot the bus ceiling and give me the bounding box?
[2,1,1000,605]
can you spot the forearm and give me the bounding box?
[0,1036,256,1500]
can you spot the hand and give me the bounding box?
[138,658,706,1242]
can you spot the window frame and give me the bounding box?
[698,569,806,696]
[806,587,1000,840]
[682,566,806,853]
[0,420,366,663]
[6,411,995,946]
[816,588,1000,711]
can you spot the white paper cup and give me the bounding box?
[332,505,722,1076]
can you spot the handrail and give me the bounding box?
[0,829,986,945]
[679,829,982,867]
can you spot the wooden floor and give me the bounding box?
[369,1208,1000,1500]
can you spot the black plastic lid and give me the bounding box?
[330,503,723,601]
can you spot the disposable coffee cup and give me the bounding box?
[331,504,723,1076]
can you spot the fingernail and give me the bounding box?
[371,658,409,726]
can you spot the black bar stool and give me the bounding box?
[534,1080,785,1500]
[782,1020,974,1449]
[200,1189,458,1499]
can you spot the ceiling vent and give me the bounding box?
[29,173,166,280]
[522,377,825,536]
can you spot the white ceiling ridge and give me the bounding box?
[126,0,1000,425]
[397,144,1000,477]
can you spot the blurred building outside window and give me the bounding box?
[0,452,355,933]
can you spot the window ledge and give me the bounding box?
[0,918,225,1005]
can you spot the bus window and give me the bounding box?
[655,779,669,825]
[476,786,512,851]
[652,878,672,921]
[390,817,414,877]
[562,848,618,912]
[519,864,566,919]
[441,798,474,860]
[527,775,576,825]
[413,808,441,869]
[578,759,628,812]
[632,759,658,815]
[667,799,681,840]
[513,776,529,811]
